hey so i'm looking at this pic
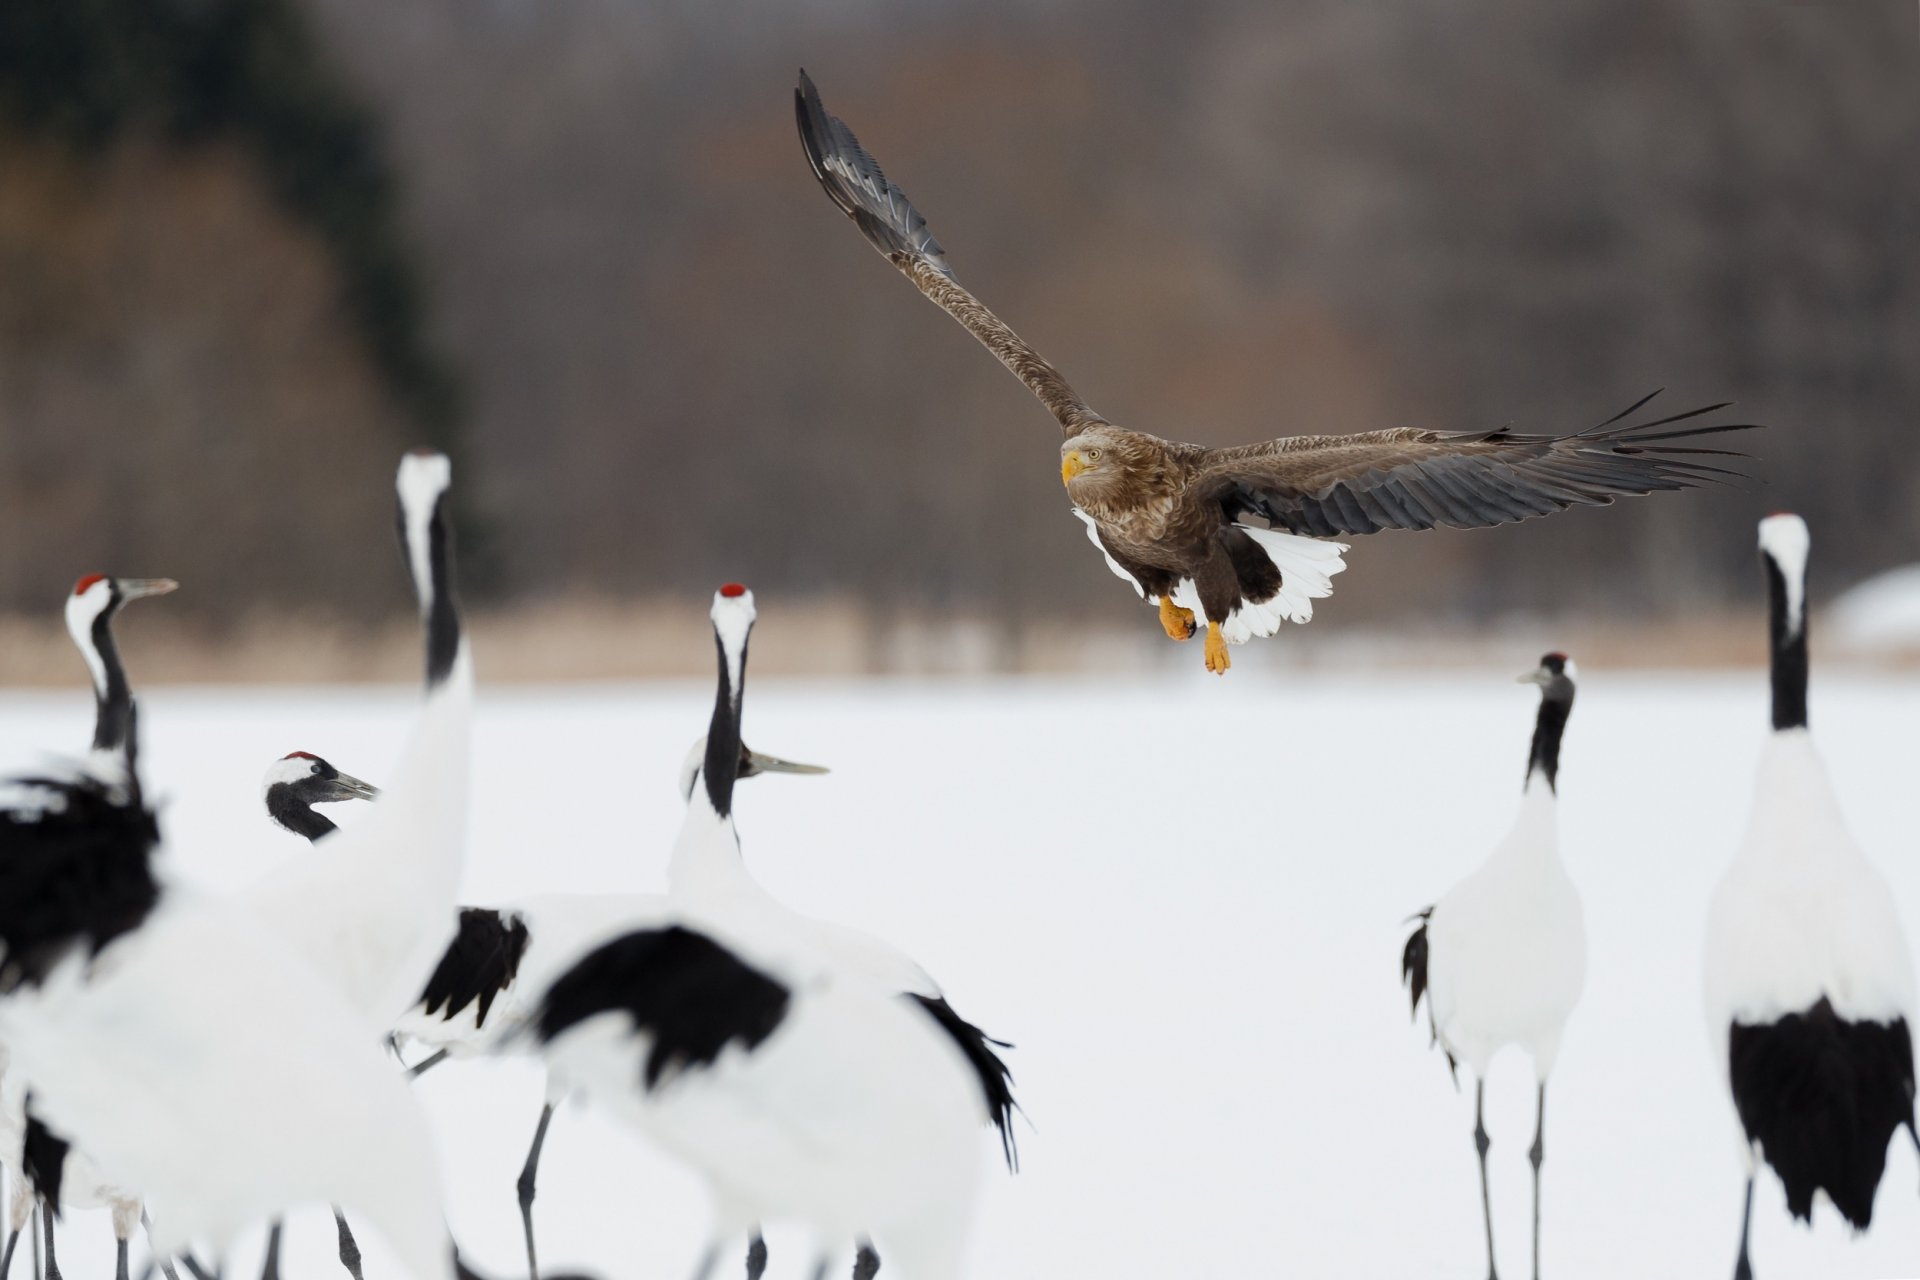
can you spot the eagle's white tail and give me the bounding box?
[1070,507,1348,644]
[1171,527,1349,644]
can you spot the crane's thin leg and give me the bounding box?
[0,1175,21,1280]
[807,1257,830,1280]
[40,1203,58,1280]
[851,1241,881,1280]
[1529,1081,1545,1280]
[331,1209,363,1280]
[28,1200,39,1280]
[687,1242,720,1280]
[136,1212,184,1280]
[1733,1175,1755,1280]
[115,1238,128,1280]
[743,1233,767,1280]
[258,1222,281,1280]
[176,1254,216,1280]
[1474,1080,1497,1280]
[517,1102,555,1280]
[408,1050,450,1079]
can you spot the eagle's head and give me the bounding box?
[1061,426,1157,512]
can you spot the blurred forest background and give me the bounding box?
[0,0,1915,677]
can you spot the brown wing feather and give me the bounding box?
[1195,394,1759,537]
[795,70,1105,437]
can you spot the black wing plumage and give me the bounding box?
[536,925,791,1091]
[0,772,160,993]
[1728,999,1917,1228]
[908,993,1020,1172]
[21,1107,70,1206]
[417,907,531,1028]
[1401,907,1457,1081]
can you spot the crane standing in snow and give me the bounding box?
[1703,514,1918,1279]
[1402,655,1587,1280]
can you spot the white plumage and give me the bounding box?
[1425,781,1587,1079]
[0,887,455,1280]
[666,764,939,1001]
[1703,733,1916,1055]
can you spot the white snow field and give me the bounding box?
[6,668,1920,1280]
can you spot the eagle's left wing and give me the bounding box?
[1193,393,1758,537]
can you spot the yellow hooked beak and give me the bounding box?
[1061,451,1087,486]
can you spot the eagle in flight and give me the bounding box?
[795,71,1756,674]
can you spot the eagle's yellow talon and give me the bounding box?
[1158,597,1197,642]
[1204,622,1231,674]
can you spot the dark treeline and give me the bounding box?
[1,0,1914,634]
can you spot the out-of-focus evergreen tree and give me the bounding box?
[0,0,455,436]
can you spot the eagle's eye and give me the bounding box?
[1086,448,1101,461]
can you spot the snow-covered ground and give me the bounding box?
[5,667,1920,1280]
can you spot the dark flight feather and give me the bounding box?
[21,1107,69,1209]
[418,907,531,1028]
[908,993,1020,1171]
[1728,999,1916,1228]
[1200,392,1757,539]
[1401,908,1457,1082]
[796,70,948,275]
[0,772,160,993]
[536,926,790,1091]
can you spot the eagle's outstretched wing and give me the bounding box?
[1195,392,1758,537]
[795,70,1106,437]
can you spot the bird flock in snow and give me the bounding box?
[0,68,1905,1280]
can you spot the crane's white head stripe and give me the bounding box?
[397,451,452,613]
[1759,513,1810,638]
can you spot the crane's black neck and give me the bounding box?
[703,633,747,820]
[1765,554,1809,732]
[86,607,135,759]
[266,784,338,842]
[398,489,462,690]
[1525,684,1575,794]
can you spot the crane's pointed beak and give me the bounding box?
[326,771,382,802]
[1518,666,1551,687]
[743,747,829,777]
[120,578,179,600]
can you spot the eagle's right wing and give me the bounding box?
[796,70,1107,437]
